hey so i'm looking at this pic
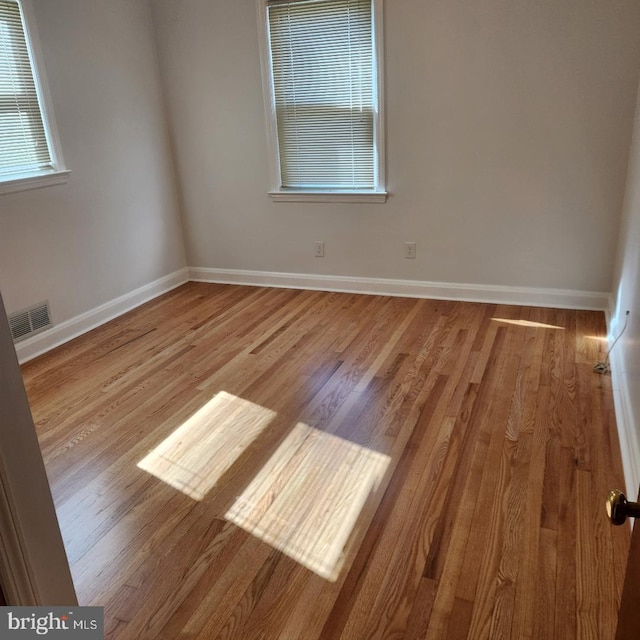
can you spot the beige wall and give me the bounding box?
[0,0,186,324]
[151,0,640,294]
[2,0,640,325]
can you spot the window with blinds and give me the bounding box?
[0,0,66,192]
[261,0,385,200]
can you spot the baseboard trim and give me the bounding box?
[609,351,640,498]
[14,267,610,364]
[189,267,609,311]
[607,300,640,498]
[15,268,189,364]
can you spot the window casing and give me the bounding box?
[0,0,68,195]
[258,0,386,203]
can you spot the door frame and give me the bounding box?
[0,292,76,605]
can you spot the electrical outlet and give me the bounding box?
[315,241,325,258]
[404,242,416,259]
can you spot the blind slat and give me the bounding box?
[267,0,376,190]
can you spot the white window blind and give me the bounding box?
[0,0,53,180]
[267,0,377,191]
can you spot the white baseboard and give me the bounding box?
[189,267,609,310]
[14,266,610,365]
[609,351,640,498]
[15,268,189,364]
[607,300,640,498]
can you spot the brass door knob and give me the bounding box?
[606,490,640,525]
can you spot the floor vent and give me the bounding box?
[9,301,52,343]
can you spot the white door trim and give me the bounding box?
[0,292,77,605]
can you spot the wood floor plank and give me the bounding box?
[534,528,559,639]
[20,284,629,639]
[405,577,438,640]
[553,445,578,640]
[576,469,599,640]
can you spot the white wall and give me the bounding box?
[610,76,640,497]
[151,0,640,295]
[0,0,186,324]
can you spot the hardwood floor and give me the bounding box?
[22,283,629,639]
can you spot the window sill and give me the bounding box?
[268,190,388,204]
[0,170,71,196]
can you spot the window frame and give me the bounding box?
[257,0,386,203]
[0,0,69,196]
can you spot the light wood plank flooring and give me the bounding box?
[22,283,630,639]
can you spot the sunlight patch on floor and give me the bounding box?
[137,392,276,500]
[225,422,390,581]
[492,318,565,330]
